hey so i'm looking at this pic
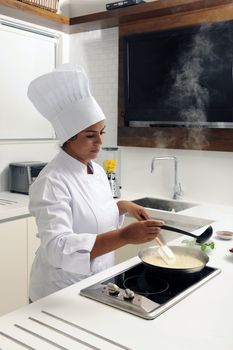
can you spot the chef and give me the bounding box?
[27,63,163,302]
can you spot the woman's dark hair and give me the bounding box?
[61,134,77,150]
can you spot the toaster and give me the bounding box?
[9,161,47,194]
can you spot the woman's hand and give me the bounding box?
[119,219,164,244]
[91,218,164,259]
[117,200,150,221]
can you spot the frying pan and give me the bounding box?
[138,245,209,275]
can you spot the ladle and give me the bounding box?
[162,225,213,244]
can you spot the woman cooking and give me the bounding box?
[27,63,164,302]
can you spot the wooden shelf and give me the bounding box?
[1,0,233,33]
[69,0,233,33]
[0,0,69,32]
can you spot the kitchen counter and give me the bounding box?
[0,191,233,349]
[1,188,233,222]
[0,191,29,221]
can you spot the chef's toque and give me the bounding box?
[27,63,106,144]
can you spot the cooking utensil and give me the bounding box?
[138,245,209,275]
[162,225,213,244]
[155,236,176,265]
[138,213,176,265]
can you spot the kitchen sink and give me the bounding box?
[132,197,198,213]
[130,197,214,240]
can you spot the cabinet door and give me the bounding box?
[0,219,27,316]
[0,23,57,140]
[27,217,40,287]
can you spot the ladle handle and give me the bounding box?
[162,225,197,239]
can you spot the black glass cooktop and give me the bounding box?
[103,263,218,304]
[80,263,221,319]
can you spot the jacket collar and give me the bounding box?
[59,149,94,175]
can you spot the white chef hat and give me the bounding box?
[27,63,106,144]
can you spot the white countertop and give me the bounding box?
[0,191,29,221]
[1,188,233,223]
[0,191,233,349]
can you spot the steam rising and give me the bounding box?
[168,24,219,149]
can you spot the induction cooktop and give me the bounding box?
[80,263,221,319]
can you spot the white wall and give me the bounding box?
[69,27,233,207]
[121,147,233,206]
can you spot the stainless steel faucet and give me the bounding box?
[151,156,183,200]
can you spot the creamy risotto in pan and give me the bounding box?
[143,254,203,269]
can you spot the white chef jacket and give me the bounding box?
[29,150,123,301]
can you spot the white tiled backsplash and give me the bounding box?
[69,28,119,147]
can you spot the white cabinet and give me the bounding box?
[27,217,40,287]
[0,21,58,140]
[0,219,28,316]
[0,216,40,316]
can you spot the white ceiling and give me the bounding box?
[59,0,156,17]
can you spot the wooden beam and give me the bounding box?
[118,127,233,152]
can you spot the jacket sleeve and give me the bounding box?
[29,176,96,275]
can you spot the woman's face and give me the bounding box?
[64,120,106,165]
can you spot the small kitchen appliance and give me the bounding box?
[80,262,221,319]
[9,161,47,194]
[100,147,121,198]
[106,0,144,11]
